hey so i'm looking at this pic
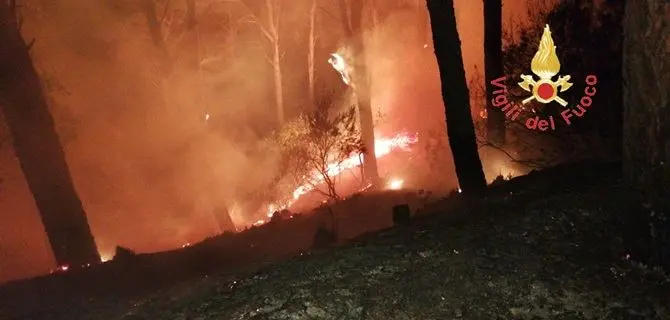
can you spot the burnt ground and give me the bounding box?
[1,161,669,319]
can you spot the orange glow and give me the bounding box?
[290,132,418,199]
[53,265,69,273]
[258,132,418,224]
[387,178,404,190]
[0,0,553,283]
[100,253,113,263]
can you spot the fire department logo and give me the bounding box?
[518,24,573,106]
[487,24,598,131]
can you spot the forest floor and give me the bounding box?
[1,161,669,320]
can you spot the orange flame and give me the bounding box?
[262,132,418,221]
[387,178,404,190]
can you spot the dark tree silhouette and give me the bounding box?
[426,0,487,194]
[338,0,380,187]
[0,2,100,267]
[483,0,505,145]
[622,0,670,270]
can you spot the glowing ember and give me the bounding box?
[100,254,112,263]
[56,265,69,272]
[388,178,404,190]
[181,242,191,248]
[458,188,462,193]
[253,219,265,226]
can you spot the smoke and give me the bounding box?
[0,0,286,281]
[365,7,441,135]
[0,0,556,282]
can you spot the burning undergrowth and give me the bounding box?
[224,45,423,230]
[40,163,665,320]
[237,104,420,229]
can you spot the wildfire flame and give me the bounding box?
[530,24,561,80]
[388,178,404,190]
[289,132,418,200]
[100,253,112,263]
[250,51,417,226]
[261,132,419,222]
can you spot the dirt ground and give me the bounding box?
[1,162,669,319]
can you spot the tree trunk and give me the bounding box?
[353,80,379,186]
[225,12,236,60]
[370,0,379,28]
[185,0,207,121]
[266,0,284,125]
[483,0,505,145]
[0,3,100,267]
[272,40,284,125]
[339,0,380,187]
[426,0,487,194]
[185,0,199,71]
[307,0,316,108]
[622,0,670,270]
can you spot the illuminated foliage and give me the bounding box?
[273,106,363,200]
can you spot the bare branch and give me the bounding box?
[263,50,273,64]
[272,106,363,202]
[317,5,339,26]
[236,1,275,43]
[272,0,281,33]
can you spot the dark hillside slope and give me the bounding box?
[1,161,668,319]
[120,162,668,319]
